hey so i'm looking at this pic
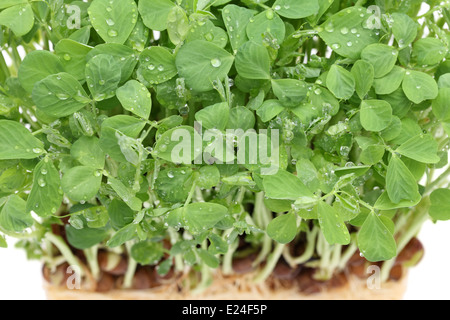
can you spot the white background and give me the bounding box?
[0,219,449,300]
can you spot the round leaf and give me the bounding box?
[176,40,235,92]
[117,80,152,119]
[88,0,138,44]
[0,120,45,160]
[62,166,102,202]
[32,73,90,118]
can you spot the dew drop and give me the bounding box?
[108,29,118,37]
[38,178,46,187]
[33,148,43,154]
[63,54,71,61]
[106,19,115,26]
[341,27,349,35]
[331,43,341,50]
[211,58,222,68]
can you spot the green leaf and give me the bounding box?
[263,170,313,200]
[108,177,142,211]
[0,195,33,232]
[235,41,271,80]
[360,145,385,165]
[402,70,439,104]
[386,155,420,204]
[0,4,34,36]
[176,40,235,92]
[55,39,93,81]
[413,38,447,67]
[391,13,418,48]
[32,73,90,118]
[62,166,103,202]
[396,134,440,164]
[361,44,398,78]
[99,115,146,163]
[131,242,164,265]
[18,50,65,94]
[83,206,109,229]
[66,225,109,250]
[374,191,421,210]
[326,65,355,100]
[167,6,189,45]
[117,80,152,119]
[86,54,122,101]
[432,88,450,122]
[88,0,138,44]
[155,168,193,204]
[296,158,320,192]
[71,136,106,169]
[186,20,228,49]
[257,100,284,123]
[0,234,6,248]
[86,44,138,84]
[267,212,297,244]
[273,0,319,19]
[107,223,137,248]
[108,199,135,230]
[317,201,351,246]
[318,7,379,60]
[351,60,374,99]
[0,120,45,160]
[271,79,308,108]
[360,100,393,132]
[373,66,406,95]
[227,106,256,130]
[26,159,62,217]
[429,189,450,221]
[153,126,200,164]
[246,10,286,45]
[0,0,27,9]
[138,0,176,31]
[183,202,228,234]
[358,212,397,262]
[198,249,220,268]
[197,166,221,189]
[222,4,254,52]
[137,47,177,86]
[195,102,229,131]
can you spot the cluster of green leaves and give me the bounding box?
[0,0,449,282]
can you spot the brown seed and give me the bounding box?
[98,251,128,276]
[297,269,324,295]
[273,261,301,280]
[395,238,424,267]
[389,264,404,282]
[96,273,116,292]
[232,255,256,274]
[132,268,153,290]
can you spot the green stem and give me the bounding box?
[425,166,450,195]
[168,228,184,272]
[254,242,285,283]
[184,180,198,206]
[381,200,430,282]
[84,246,100,280]
[283,225,319,267]
[222,231,238,275]
[123,242,138,289]
[338,242,358,270]
[45,233,84,277]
